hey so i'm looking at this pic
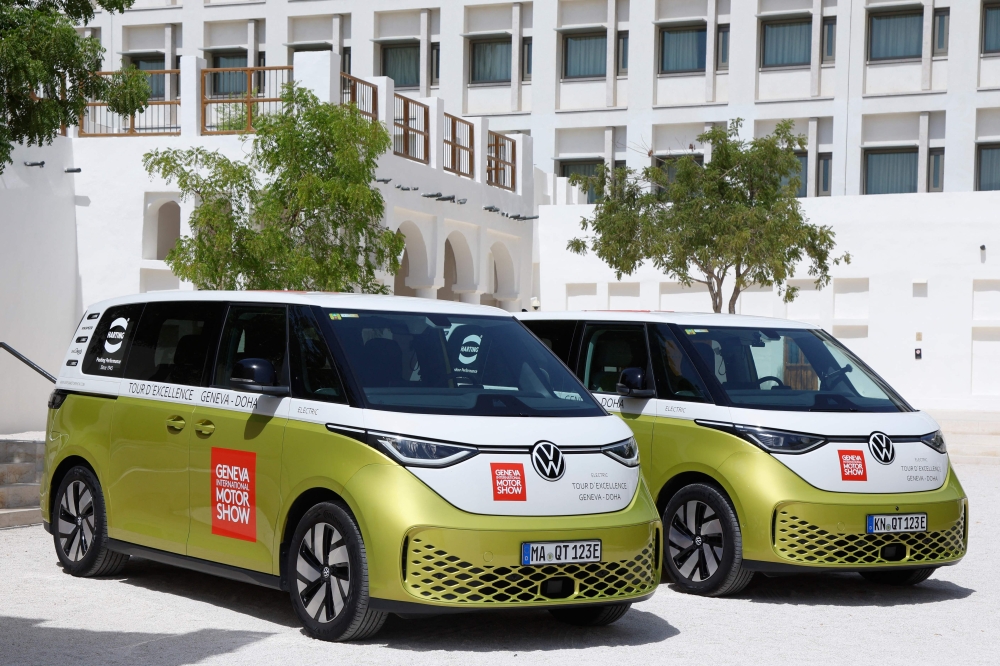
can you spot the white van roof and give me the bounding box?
[85,291,511,317]
[515,310,815,330]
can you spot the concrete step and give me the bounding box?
[0,439,44,465]
[0,483,40,509]
[0,507,42,529]
[0,462,38,485]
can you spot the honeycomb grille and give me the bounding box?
[774,508,966,565]
[405,538,657,604]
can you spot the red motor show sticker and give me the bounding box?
[838,450,868,481]
[211,447,257,541]
[491,462,526,501]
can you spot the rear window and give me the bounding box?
[82,303,145,378]
[124,301,225,386]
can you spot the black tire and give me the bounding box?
[549,603,631,627]
[52,466,129,577]
[287,501,388,641]
[663,483,754,597]
[859,568,936,586]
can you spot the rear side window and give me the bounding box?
[82,303,145,377]
[124,301,225,386]
[289,306,347,404]
[649,324,710,402]
[214,305,288,388]
[521,319,577,365]
[578,324,651,394]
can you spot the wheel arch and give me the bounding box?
[278,486,360,590]
[48,454,99,520]
[655,469,743,525]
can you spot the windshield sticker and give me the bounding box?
[104,317,129,353]
[491,463,526,501]
[685,329,709,335]
[328,313,341,320]
[838,450,868,481]
[211,448,257,541]
[458,334,482,365]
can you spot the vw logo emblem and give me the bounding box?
[531,441,566,481]
[868,432,895,465]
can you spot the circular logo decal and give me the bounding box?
[531,441,566,481]
[868,432,895,465]
[458,334,482,365]
[104,317,129,353]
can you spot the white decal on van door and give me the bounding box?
[104,317,129,353]
[458,334,482,364]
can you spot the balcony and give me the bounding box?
[79,70,180,136]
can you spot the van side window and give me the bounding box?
[520,320,577,365]
[289,306,347,404]
[578,324,651,394]
[124,302,225,386]
[214,305,288,388]
[82,303,145,377]
[649,324,710,402]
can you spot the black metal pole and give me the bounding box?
[0,343,57,384]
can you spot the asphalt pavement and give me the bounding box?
[1,463,995,666]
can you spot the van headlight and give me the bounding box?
[370,431,478,468]
[734,425,826,454]
[920,430,947,454]
[602,437,639,467]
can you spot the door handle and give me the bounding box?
[194,420,216,436]
[166,416,186,431]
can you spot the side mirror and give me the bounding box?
[230,358,289,396]
[616,367,656,399]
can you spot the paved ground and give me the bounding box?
[1,463,995,666]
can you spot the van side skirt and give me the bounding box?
[106,539,283,590]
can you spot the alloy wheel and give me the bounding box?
[668,499,725,582]
[58,480,95,562]
[296,522,351,623]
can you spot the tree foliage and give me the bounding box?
[569,119,849,313]
[143,83,403,292]
[0,0,151,171]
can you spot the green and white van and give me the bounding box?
[518,311,967,596]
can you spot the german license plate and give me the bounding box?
[867,513,927,534]
[521,540,601,566]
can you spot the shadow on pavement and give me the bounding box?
[716,572,975,606]
[0,616,272,666]
[112,557,299,628]
[371,607,678,651]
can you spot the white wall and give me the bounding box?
[537,191,1000,411]
[0,140,81,433]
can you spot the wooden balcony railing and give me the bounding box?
[393,94,429,164]
[443,113,474,179]
[486,131,516,191]
[201,66,292,135]
[78,70,180,136]
[340,73,378,122]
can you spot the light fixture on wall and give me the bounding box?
[456,198,467,204]
[421,192,442,198]
[435,194,455,202]
[23,161,44,168]
[375,177,391,183]
[483,205,499,212]
[64,167,81,173]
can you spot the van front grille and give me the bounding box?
[404,538,657,604]
[774,508,966,566]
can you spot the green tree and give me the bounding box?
[568,119,849,313]
[143,82,403,292]
[0,0,151,172]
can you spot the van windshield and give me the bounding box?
[323,310,605,417]
[678,326,908,412]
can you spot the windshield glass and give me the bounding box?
[677,326,907,412]
[323,310,605,417]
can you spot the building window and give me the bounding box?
[470,39,512,84]
[933,10,949,56]
[717,25,730,70]
[781,153,808,198]
[522,38,532,80]
[761,20,812,68]
[977,144,1000,190]
[928,149,945,192]
[564,33,607,79]
[868,12,923,62]
[562,160,603,203]
[342,47,352,75]
[212,53,248,96]
[822,18,836,63]
[864,149,918,195]
[817,153,832,196]
[617,31,629,75]
[660,26,707,74]
[431,43,440,85]
[131,56,165,99]
[984,5,1000,54]
[382,43,420,88]
[655,154,705,186]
